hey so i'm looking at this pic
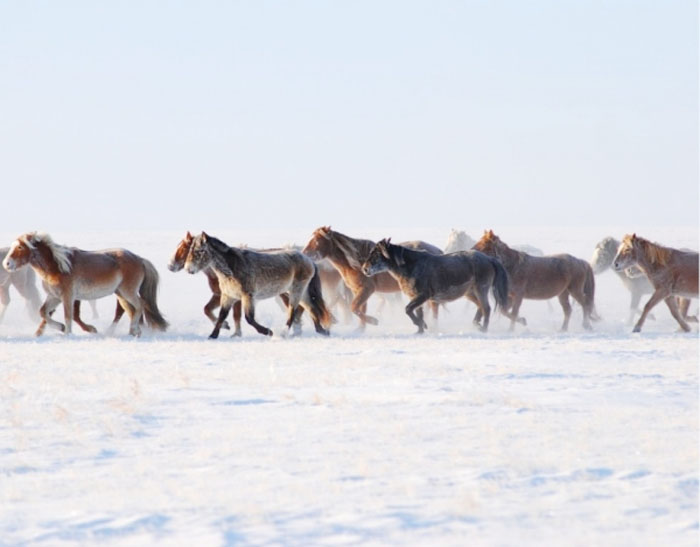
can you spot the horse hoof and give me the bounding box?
[221,321,231,330]
[364,316,379,326]
[87,327,98,334]
[632,326,641,333]
[518,318,527,326]
[209,333,220,339]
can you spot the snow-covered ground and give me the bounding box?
[1,227,697,546]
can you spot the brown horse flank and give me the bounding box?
[2,232,168,336]
[362,239,509,333]
[0,247,42,323]
[473,230,597,331]
[612,234,699,333]
[302,227,442,329]
[184,232,331,338]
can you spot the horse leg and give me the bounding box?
[204,293,230,330]
[231,300,242,337]
[37,295,63,336]
[89,299,99,319]
[351,287,378,329]
[405,294,430,334]
[242,295,272,336]
[507,294,525,331]
[72,301,98,333]
[60,292,76,335]
[569,286,593,331]
[475,286,492,332]
[466,292,483,327]
[557,292,572,332]
[678,297,697,322]
[633,289,668,333]
[210,298,233,339]
[664,296,691,332]
[116,289,144,337]
[0,285,9,323]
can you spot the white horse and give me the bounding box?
[444,229,544,256]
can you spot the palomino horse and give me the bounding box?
[0,248,42,323]
[473,230,596,331]
[184,232,331,338]
[362,239,509,333]
[612,234,698,333]
[302,227,442,329]
[2,232,168,336]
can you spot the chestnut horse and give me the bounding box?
[612,234,698,333]
[362,239,509,333]
[473,230,596,331]
[302,227,442,329]
[184,232,331,338]
[2,232,168,336]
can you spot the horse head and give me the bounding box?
[3,233,37,272]
[185,232,212,274]
[362,238,395,277]
[590,237,619,274]
[169,231,194,272]
[612,234,639,272]
[445,229,475,254]
[303,226,333,260]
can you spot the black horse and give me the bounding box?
[361,239,509,333]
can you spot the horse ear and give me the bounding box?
[186,231,192,239]
[386,237,391,244]
[201,232,209,242]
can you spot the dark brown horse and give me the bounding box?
[362,239,509,333]
[612,234,698,333]
[2,232,168,337]
[473,230,596,331]
[302,227,442,329]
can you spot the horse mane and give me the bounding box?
[327,229,373,270]
[478,230,524,264]
[626,235,672,267]
[22,232,73,273]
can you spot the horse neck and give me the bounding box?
[493,243,521,268]
[634,240,672,275]
[388,244,422,272]
[206,238,245,277]
[30,243,64,278]
[328,232,372,271]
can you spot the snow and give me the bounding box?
[0,227,697,546]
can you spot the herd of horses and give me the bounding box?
[1,228,697,338]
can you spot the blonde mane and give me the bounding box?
[21,232,73,273]
[623,234,671,267]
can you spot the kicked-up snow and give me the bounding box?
[0,226,697,545]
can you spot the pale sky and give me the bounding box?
[1,1,697,232]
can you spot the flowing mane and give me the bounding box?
[22,232,73,273]
[323,228,373,270]
[623,234,672,267]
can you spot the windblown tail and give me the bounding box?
[303,264,332,335]
[583,263,600,321]
[489,257,510,312]
[139,258,169,331]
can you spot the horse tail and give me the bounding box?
[489,257,510,312]
[583,263,601,321]
[303,264,332,334]
[139,258,169,331]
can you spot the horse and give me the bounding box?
[2,232,168,337]
[0,248,42,323]
[302,227,442,329]
[362,239,509,333]
[612,234,698,333]
[473,230,597,331]
[445,229,544,256]
[184,232,331,338]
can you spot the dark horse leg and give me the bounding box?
[405,294,430,334]
[210,299,234,339]
[242,295,273,336]
[204,293,231,330]
[72,301,98,333]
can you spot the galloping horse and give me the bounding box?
[612,234,698,333]
[0,248,42,323]
[302,227,442,329]
[169,231,237,331]
[184,232,331,338]
[2,232,168,336]
[362,239,509,333]
[473,230,596,331]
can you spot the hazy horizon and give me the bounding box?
[1,1,697,232]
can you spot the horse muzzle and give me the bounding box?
[2,258,16,272]
[168,261,183,272]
